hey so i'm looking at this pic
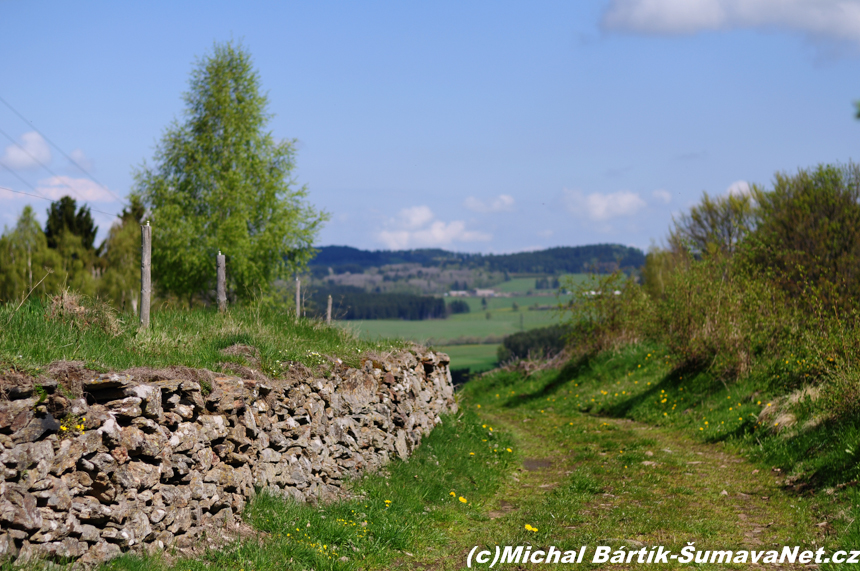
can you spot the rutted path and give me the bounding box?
[413,404,832,570]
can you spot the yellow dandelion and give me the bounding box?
[506,448,512,453]
[458,496,467,504]
[449,491,455,496]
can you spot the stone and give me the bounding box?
[166,507,193,534]
[90,451,118,473]
[78,540,122,565]
[98,415,122,447]
[79,523,101,542]
[113,461,159,490]
[50,438,84,475]
[174,404,195,419]
[0,533,17,558]
[70,496,111,523]
[198,415,229,441]
[0,482,42,530]
[11,413,60,444]
[169,422,199,452]
[90,471,117,503]
[119,510,152,546]
[0,398,37,431]
[31,477,72,511]
[83,373,134,391]
[132,416,160,433]
[125,384,163,420]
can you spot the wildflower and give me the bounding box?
[458,496,467,504]
[449,491,455,496]
[506,448,512,453]
[524,524,538,532]
[469,452,475,456]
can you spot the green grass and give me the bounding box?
[491,274,589,294]
[440,344,499,373]
[346,306,560,346]
[0,297,395,376]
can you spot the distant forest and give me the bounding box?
[309,244,645,275]
[308,285,446,321]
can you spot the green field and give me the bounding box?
[491,273,589,293]
[453,294,563,313]
[438,343,499,373]
[344,305,561,345]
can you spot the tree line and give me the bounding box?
[0,196,145,310]
[307,285,447,320]
[310,244,645,275]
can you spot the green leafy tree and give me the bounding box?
[0,206,65,302]
[98,196,145,312]
[669,190,756,257]
[746,163,860,311]
[134,41,327,303]
[45,196,97,251]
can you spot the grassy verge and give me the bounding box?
[460,345,860,562]
[91,408,515,571]
[0,297,397,377]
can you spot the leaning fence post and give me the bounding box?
[140,221,151,329]
[326,294,332,324]
[295,278,301,323]
[216,251,226,312]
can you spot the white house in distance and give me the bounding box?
[445,288,499,297]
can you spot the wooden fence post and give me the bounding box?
[326,294,332,324]
[295,278,301,323]
[140,221,151,329]
[216,251,226,312]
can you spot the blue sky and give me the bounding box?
[1,0,859,253]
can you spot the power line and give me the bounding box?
[0,124,119,212]
[0,162,119,219]
[0,93,125,203]
[0,181,53,204]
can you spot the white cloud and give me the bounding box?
[399,205,435,230]
[0,132,51,170]
[562,189,647,221]
[602,0,860,42]
[652,189,672,204]
[36,176,116,202]
[377,205,491,249]
[464,194,516,213]
[726,180,751,196]
[651,188,672,204]
[68,149,93,171]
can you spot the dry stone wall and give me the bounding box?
[0,348,456,566]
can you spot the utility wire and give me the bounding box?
[0,162,119,219]
[0,124,119,212]
[0,93,125,203]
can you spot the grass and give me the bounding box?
[491,274,589,294]
[347,306,560,345]
[439,344,499,374]
[0,297,396,376]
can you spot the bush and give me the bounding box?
[446,299,470,315]
[496,324,573,363]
